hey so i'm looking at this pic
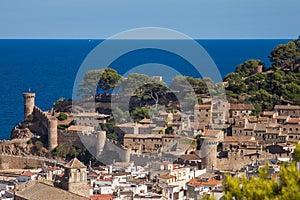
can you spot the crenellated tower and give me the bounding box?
[23,92,35,119]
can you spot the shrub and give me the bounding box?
[25,114,34,122]
[35,141,43,151]
[57,112,68,121]
[57,124,70,130]
[27,139,32,144]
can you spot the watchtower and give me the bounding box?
[23,92,35,119]
[200,136,219,171]
[61,158,89,198]
[48,117,58,151]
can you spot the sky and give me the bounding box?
[0,0,299,39]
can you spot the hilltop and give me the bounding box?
[224,38,300,114]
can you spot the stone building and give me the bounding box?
[194,104,211,125]
[124,134,179,153]
[73,112,110,127]
[114,122,157,142]
[229,104,254,118]
[14,180,89,200]
[274,104,300,117]
[15,157,90,200]
[61,157,90,198]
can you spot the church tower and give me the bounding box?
[61,158,90,198]
[23,92,35,119]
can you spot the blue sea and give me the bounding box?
[0,39,290,139]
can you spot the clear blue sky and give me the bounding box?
[1,0,299,39]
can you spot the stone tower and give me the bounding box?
[61,158,89,198]
[255,65,263,74]
[200,136,219,171]
[96,131,106,158]
[23,92,35,119]
[48,117,58,151]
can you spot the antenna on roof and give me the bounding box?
[28,88,31,92]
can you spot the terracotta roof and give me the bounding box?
[196,104,211,109]
[152,127,165,131]
[112,172,130,177]
[124,133,178,139]
[20,171,38,177]
[205,129,222,137]
[224,136,255,143]
[274,105,300,110]
[248,116,258,122]
[124,134,162,139]
[262,111,275,116]
[158,174,176,179]
[139,118,153,124]
[179,154,201,161]
[116,122,143,128]
[67,125,94,132]
[258,117,269,121]
[44,167,61,171]
[91,194,116,200]
[275,116,289,120]
[286,118,300,124]
[64,158,86,169]
[230,104,254,110]
[188,178,221,187]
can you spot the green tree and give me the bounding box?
[113,107,131,124]
[236,59,262,76]
[121,73,153,96]
[141,82,168,108]
[186,76,208,94]
[122,73,168,107]
[224,72,246,94]
[200,194,215,200]
[78,69,104,96]
[130,107,150,122]
[57,112,68,121]
[293,144,300,162]
[270,41,300,69]
[224,162,300,200]
[97,68,122,95]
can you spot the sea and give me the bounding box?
[0,39,290,139]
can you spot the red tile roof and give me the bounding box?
[158,174,176,179]
[188,178,221,187]
[20,171,38,177]
[274,105,300,110]
[90,194,116,200]
[286,118,300,124]
[230,104,254,111]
